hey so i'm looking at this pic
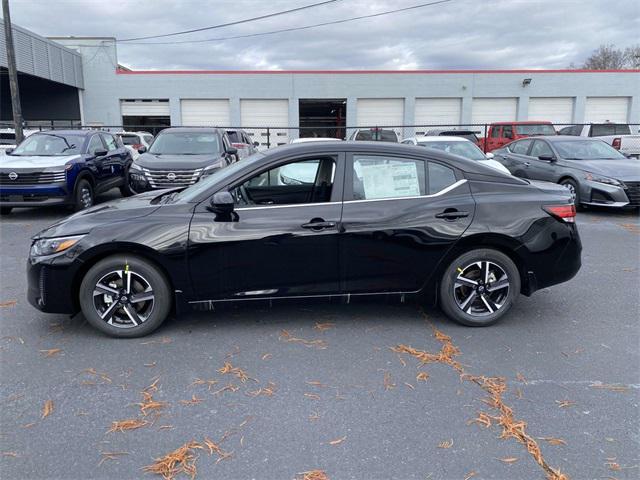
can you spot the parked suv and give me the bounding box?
[128,128,238,192]
[348,128,400,142]
[422,128,480,145]
[557,123,640,159]
[115,131,154,160]
[478,121,556,153]
[226,129,258,159]
[0,130,133,215]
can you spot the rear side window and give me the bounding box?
[509,139,533,154]
[428,162,457,194]
[590,124,631,136]
[101,134,118,151]
[352,155,425,200]
[502,125,514,139]
[490,127,501,138]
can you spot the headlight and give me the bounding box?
[585,173,621,186]
[129,163,142,172]
[30,235,85,257]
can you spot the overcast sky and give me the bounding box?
[8,0,640,70]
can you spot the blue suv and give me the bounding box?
[0,130,133,215]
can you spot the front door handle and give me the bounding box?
[435,210,469,220]
[523,162,530,167]
[301,220,336,230]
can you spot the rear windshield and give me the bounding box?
[148,132,221,155]
[119,134,140,145]
[227,131,242,143]
[590,124,632,136]
[355,130,398,142]
[418,141,486,161]
[515,124,556,135]
[553,140,626,160]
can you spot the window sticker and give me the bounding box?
[357,161,421,199]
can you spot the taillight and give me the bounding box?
[611,138,621,150]
[132,143,143,150]
[543,204,576,223]
[231,143,245,148]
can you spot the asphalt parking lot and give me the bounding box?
[0,191,638,480]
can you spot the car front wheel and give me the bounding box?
[439,248,520,327]
[79,255,172,337]
[559,178,580,207]
[74,179,94,211]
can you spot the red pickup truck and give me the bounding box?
[479,121,556,152]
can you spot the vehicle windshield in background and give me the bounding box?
[119,135,141,145]
[10,133,84,156]
[590,124,632,136]
[148,132,220,155]
[439,131,479,143]
[0,133,17,145]
[554,140,626,159]
[419,141,486,161]
[355,129,398,142]
[515,124,556,135]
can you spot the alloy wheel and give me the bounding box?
[562,182,577,203]
[80,186,93,208]
[92,269,155,328]
[453,261,510,317]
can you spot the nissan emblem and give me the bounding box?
[167,172,176,181]
[8,172,18,181]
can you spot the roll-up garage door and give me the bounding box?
[181,99,231,127]
[356,98,404,137]
[471,98,518,134]
[120,99,170,116]
[414,98,462,135]
[584,97,629,123]
[528,97,574,126]
[240,99,289,149]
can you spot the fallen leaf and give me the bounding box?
[416,371,429,382]
[296,470,330,480]
[538,437,567,446]
[218,361,253,382]
[261,353,272,360]
[305,381,328,388]
[516,372,527,384]
[211,383,239,396]
[0,300,17,308]
[188,378,218,390]
[108,419,148,433]
[404,382,415,390]
[39,348,63,357]
[328,436,346,446]
[143,441,203,480]
[280,330,328,349]
[383,371,396,390]
[41,400,54,419]
[590,383,630,393]
[464,471,477,480]
[304,393,321,400]
[499,457,519,464]
[179,394,203,406]
[1,451,19,458]
[314,322,335,332]
[555,400,576,408]
[438,439,453,449]
[98,451,128,466]
[144,362,157,368]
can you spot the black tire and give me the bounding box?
[559,178,580,207]
[73,179,94,211]
[439,248,520,327]
[119,165,135,197]
[79,255,172,338]
[0,207,12,215]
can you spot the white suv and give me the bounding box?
[115,131,154,159]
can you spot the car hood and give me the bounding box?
[565,159,640,181]
[0,154,81,169]
[33,189,175,239]
[135,153,224,170]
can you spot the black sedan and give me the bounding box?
[493,136,640,208]
[27,142,581,337]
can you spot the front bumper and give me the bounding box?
[580,179,639,208]
[0,184,71,207]
[27,252,82,314]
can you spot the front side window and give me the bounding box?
[352,155,425,200]
[101,134,118,151]
[502,125,514,139]
[233,157,336,206]
[529,140,554,158]
[428,162,457,194]
[490,127,502,138]
[149,132,221,155]
[509,139,533,155]
[88,135,104,154]
[11,133,84,156]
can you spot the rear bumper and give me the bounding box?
[0,184,71,207]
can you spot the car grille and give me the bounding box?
[142,168,203,188]
[0,171,66,186]
[624,181,640,206]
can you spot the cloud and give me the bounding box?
[9,0,640,70]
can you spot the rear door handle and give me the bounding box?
[435,210,470,220]
[301,221,336,230]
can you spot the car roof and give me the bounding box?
[492,121,554,125]
[34,129,95,136]
[159,127,224,134]
[544,135,601,142]
[413,136,471,143]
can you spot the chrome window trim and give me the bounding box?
[232,179,467,211]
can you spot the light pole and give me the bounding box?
[2,0,24,144]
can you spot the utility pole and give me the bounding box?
[2,0,24,143]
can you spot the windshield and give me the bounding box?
[554,140,626,160]
[418,141,486,161]
[149,132,221,155]
[515,124,556,135]
[439,131,479,143]
[355,130,398,142]
[10,133,84,156]
[175,151,265,202]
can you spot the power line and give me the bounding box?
[118,0,343,42]
[120,0,453,46]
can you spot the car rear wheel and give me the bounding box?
[79,255,172,338]
[439,248,520,327]
[73,179,94,211]
[559,178,580,207]
[0,207,12,215]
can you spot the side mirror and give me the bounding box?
[93,148,108,157]
[253,141,260,147]
[226,147,238,156]
[538,154,556,162]
[208,191,234,214]
[4,148,13,155]
[137,145,147,154]
[485,152,495,159]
